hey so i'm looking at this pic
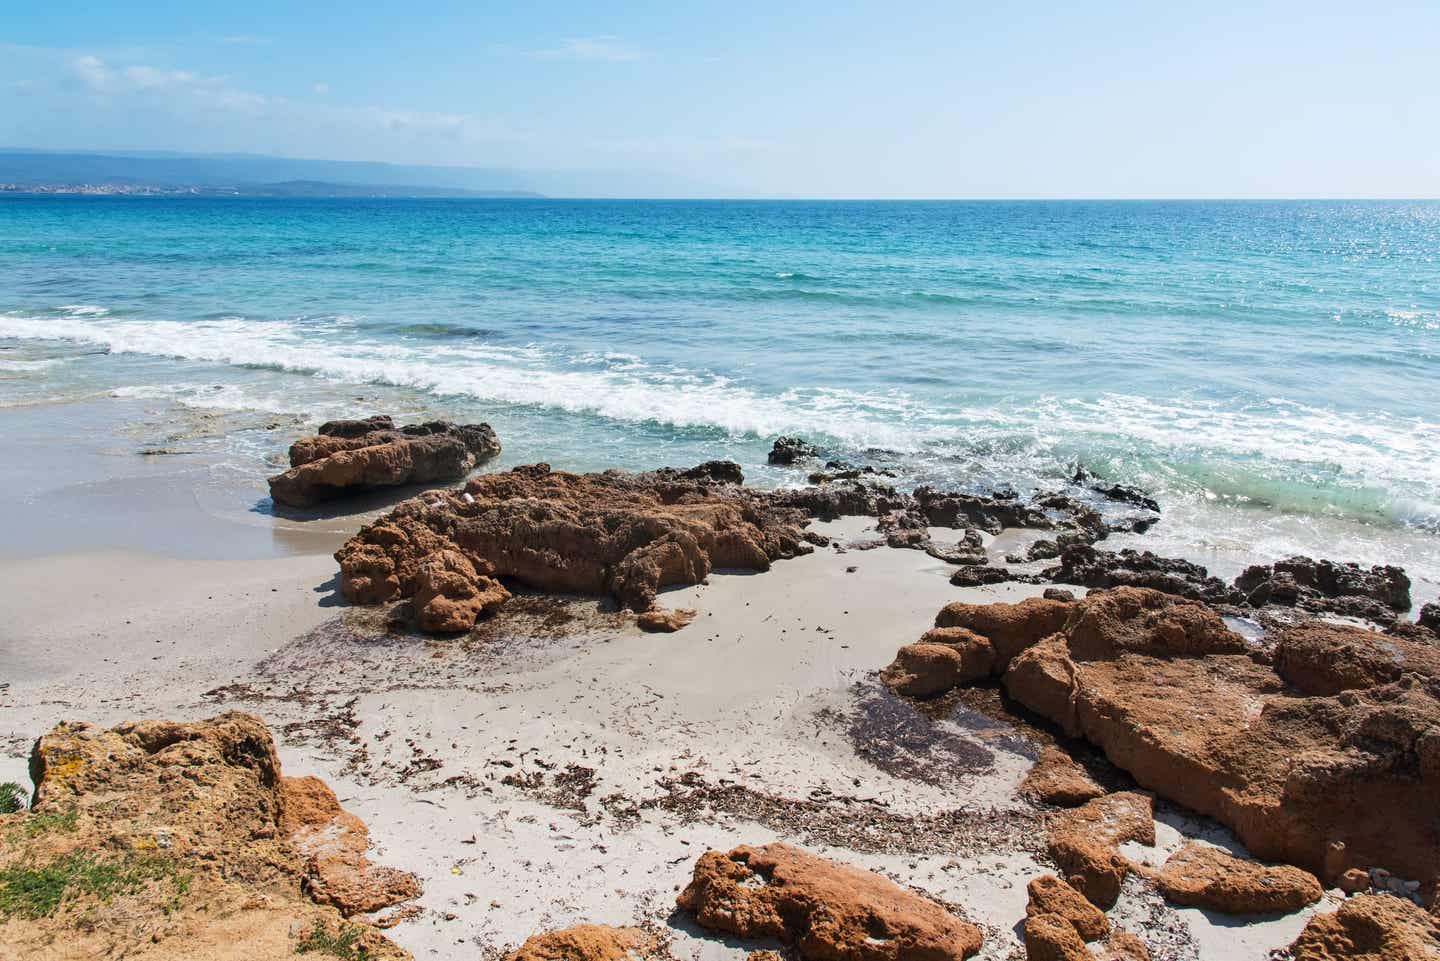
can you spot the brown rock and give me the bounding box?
[897,587,1440,891]
[677,842,983,961]
[270,418,501,507]
[1287,893,1440,960]
[1275,621,1438,695]
[1097,929,1151,961]
[281,775,422,915]
[1154,842,1322,914]
[1046,792,1154,908]
[1026,874,1109,941]
[336,463,817,632]
[1339,868,1372,894]
[507,924,664,961]
[1018,747,1106,807]
[881,627,995,697]
[5,712,412,960]
[933,596,1072,670]
[1022,912,1088,961]
[637,607,697,632]
[410,548,511,632]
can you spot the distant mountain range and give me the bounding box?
[0,149,728,198]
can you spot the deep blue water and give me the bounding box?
[1,197,1438,591]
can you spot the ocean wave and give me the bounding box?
[4,309,1438,531]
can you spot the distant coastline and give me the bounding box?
[0,180,543,198]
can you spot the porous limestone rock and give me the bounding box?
[886,586,1440,892]
[336,463,814,631]
[1018,747,1106,807]
[1044,792,1155,908]
[1286,893,1440,960]
[507,924,665,961]
[5,712,414,960]
[1026,873,1109,941]
[1152,842,1323,914]
[269,417,500,507]
[677,842,983,961]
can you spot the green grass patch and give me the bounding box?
[297,920,375,959]
[0,783,25,815]
[0,850,184,919]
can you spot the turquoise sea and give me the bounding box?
[1,197,1438,598]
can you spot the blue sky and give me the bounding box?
[2,1,1438,197]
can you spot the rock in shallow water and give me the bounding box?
[268,416,501,507]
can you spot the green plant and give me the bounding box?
[0,782,25,815]
[0,851,181,919]
[297,920,373,959]
[20,805,78,838]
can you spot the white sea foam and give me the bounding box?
[4,309,1438,531]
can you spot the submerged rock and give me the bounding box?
[767,435,821,465]
[677,842,983,961]
[336,463,815,631]
[887,586,1440,892]
[5,712,414,959]
[269,416,501,507]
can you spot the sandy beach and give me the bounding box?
[0,414,1365,960]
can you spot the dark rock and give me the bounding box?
[1043,588,1076,602]
[915,486,1052,534]
[1090,483,1161,514]
[767,436,821,465]
[1236,556,1411,623]
[1046,545,1239,604]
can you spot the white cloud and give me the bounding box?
[65,54,267,113]
[313,82,330,95]
[70,55,110,92]
[529,36,645,62]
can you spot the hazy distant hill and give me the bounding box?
[0,150,725,198]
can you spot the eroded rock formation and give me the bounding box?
[269,416,501,507]
[1045,792,1155,908]
[1235,556,1411,623]
[1151,842,1322,914]
[507,924,667,961]
[1286,894,1440,960]
[884,586,1440,892]
[3,712,415,960]
[1018,747,1106,807]
[677,842,983,961]
[337,463,816,631]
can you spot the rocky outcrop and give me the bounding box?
[887,587,1440,892]
[1045,545,1239,603]
[337,463,815,632]
[1026,874,1109,941]
[507,924,666,961]
[3,712,413,960]
[1235,556,1411,623]
[1018,747,1106,807]
[269,416,501,507]
[1045,792,1155,908]
[281,774,422,915]
[1022,912,1089,961]
[881,627,997,697]
[1286,894,1440,960]
[1151,842,1322,914]
[768,436,820,465]
[1420,603,1440,634]
[677,842,983,961]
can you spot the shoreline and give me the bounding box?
[2,400,1437,959]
